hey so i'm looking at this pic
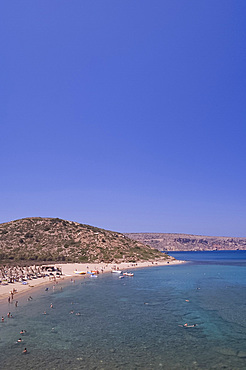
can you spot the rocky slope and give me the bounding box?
[124,233,246,251]
[0,218,168,264]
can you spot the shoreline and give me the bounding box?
[0,259,185,304]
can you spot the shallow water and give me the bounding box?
[0,253,246,369]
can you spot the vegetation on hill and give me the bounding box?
[0,218,168,264]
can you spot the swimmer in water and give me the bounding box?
[17,338,22,342]
[23,348,27,354]
[20,330,26,334]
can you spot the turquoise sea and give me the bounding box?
[0,251,246,369]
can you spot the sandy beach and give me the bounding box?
[0,259,184,303]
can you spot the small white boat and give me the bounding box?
[123,272,134,277]
[74,271,86,275]
[111,270,122,274]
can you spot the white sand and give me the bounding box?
[0,259,184,302]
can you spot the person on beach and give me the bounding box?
[15,301,18,307]
[8,296,11,303]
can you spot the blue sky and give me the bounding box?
[1,1,246,236]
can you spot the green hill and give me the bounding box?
[0,217,168,264]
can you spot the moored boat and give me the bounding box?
[123,272,134,277]
[74,271,86,275]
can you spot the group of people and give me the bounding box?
[1,310,28,354]
[17,330,28,354]
[1,289,28,354]
[2,277,80,357]
[7,290,18,307]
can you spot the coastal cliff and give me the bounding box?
[124,233,246,251]
[0,218,167,264]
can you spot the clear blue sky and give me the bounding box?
[1,1,246,236]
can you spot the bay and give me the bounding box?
[0,251,246,369]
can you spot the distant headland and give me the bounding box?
[124,233,246,251]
